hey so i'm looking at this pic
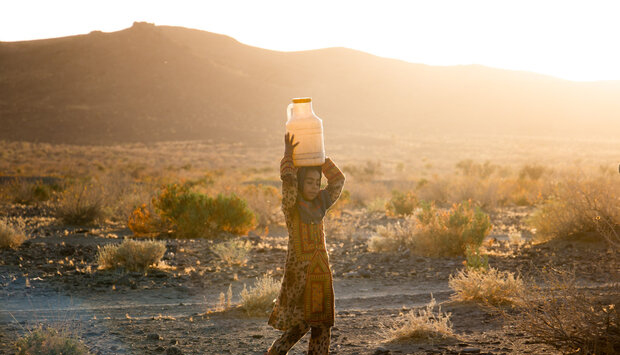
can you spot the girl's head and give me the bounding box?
[297,166,322,200]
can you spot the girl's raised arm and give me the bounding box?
[321,157,346,206]
[280,133,299,212]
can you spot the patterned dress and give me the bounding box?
[268,155,345,331]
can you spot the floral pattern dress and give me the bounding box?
[268,155,345,331]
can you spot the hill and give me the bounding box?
[1,21,619,145]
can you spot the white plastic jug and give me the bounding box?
[286,97,325,167]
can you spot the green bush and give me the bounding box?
[153,183,255,238]
[414,201,492,256]
[368,201,492,257]
[385,190,417,217]
[15,326,90,355]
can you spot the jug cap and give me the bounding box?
[292,97,312,103]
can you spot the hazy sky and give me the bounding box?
[2,0,620,82]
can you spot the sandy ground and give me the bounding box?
[1,203,617,355]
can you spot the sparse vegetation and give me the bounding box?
[2,179,59,205]
[368,217,415,253]
[464,245,489,270]
[449,267,523,305]
[368,201,492,256]
[506,268,619,354]
[529,175,620,242]
[238,184,282,226]
[152,183,255,238]
[96,238,166,272]
[385,296,455,343]
[385,190,417,217]
[239,275,280,316]
[15,325,90,355]
[211,238,252,265]
[414,201,492,256]
[0,219,28,249]
[55,180,105,225]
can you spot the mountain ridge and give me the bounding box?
[1,22,618,145]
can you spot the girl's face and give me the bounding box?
[302,170,321,200]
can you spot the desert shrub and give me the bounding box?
[449,267,523,305]
[55,180,105,225]
[96,172,153,223]
[96,239,166,272]
[464,245,489,270]
[519,164,546,180]
[366,197,389,213]
[127,203,163,237]
[368,218,415,253]
[238,184,282,226]
[324,210,357,241]
[368,201,492,256]
[449,176,506,210]
[385,190,417,217]
[343,160,382,182]
[240,275,280,316]
[456,159,498,179]
[506,269,619,354]
[528,175,620,242]
[15,325,90,355]
[211,239,252,265]
[0,219,27,249]
[153,183,255,238]
[595,215,620,249]
[3,179,60,205]
[504,178,542,206]
[384,296,455,343]
[416,176,449,205]
[347,181,390,209]
[414,201,492,256]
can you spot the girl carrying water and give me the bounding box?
[265,133,346,355]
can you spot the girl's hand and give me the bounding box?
[284,132,299,156]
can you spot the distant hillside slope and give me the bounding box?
[1,22,619,145]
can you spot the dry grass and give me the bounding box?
[384,296,456,343]
[239,274,280,317]
[449,267,524,305]
[0,219,28,249]
[506,268,619,354]
[55,180,105,225]
[347,181,390,209]
[0,179,58,205]
[15,325,90,355]
[96,238,166,272]
[211,238,252,265]
[529,175,620,243]
[368,217,415,253]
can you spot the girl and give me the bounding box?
[266,133,346,355]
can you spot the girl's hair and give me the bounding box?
[296,166,322,193]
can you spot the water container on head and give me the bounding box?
[286,97,325,167]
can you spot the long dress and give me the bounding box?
[268,155,345,331]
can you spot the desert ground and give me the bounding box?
[1,133,618,355]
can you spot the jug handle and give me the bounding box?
[286,103,293,121]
